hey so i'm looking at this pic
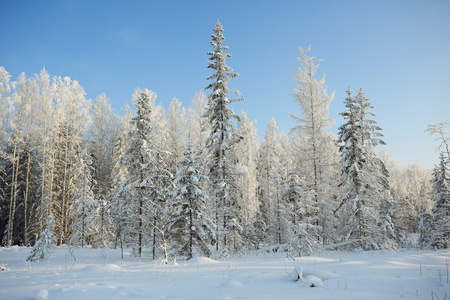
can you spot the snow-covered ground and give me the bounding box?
[0,246,448,300]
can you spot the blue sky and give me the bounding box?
[1,0,449,169]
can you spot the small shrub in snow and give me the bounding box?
[26,229,56,262]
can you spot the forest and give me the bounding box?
[0,21,448,261]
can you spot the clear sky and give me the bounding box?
[1,0,449,169]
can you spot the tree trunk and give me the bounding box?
[152,217,156,260]
[59,134,69,245]
[24,150,31,246]
[189,206,193,259]
[139,198,143,257]
[7,145,20,247]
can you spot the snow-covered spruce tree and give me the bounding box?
[430,153,450,249]
[418,211,434,249]
[204,21,244,253]
[134,92,173,261]
[116,89,155,257]
[26,227,56,262]
[355,88,393,249]
[290,46,335,243]
[168,143,215,259]
[282,171,304,230]
[377,194,397,250]
[335,87,391,250]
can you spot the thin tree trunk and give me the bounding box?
[152,217,156,260]
[59,134,69,245]
[189,206,193,259]
[7,146,20,247]
[24,150,31,246]
[6,145,17,247]
[139,199,142,257]
[39,147,46,234]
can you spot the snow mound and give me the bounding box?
[33,289,48,300]
[186,257,219,264]
[0,264,8,271]
[303,268,338,281]
[302,274,325,287]
[219,280,244,288]
[81,264,122,273]
[290,266,338,287]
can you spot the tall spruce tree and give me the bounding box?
[336,87,390,249]
[117,89,155,257]
[430,153,450,249]
[168,143,215,259]
[203,21,244,252]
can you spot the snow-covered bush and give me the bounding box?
[290,223,322,256]
[26,229,56,262]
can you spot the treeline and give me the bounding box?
[0,21,447,259]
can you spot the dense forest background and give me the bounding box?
[1,22,448,260]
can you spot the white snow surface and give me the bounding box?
[0,246,448,299]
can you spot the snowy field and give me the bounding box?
[0,246,449,300]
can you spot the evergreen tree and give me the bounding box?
[168,144,215,259]
[204,20,244,252]
[26,228,56,262]
[418,211,433,249]
[430,153,450,249]
[336,87,391,249]
[117,89,155,257]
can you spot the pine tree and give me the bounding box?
[168,143,215,259]
[204,20,244,252]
